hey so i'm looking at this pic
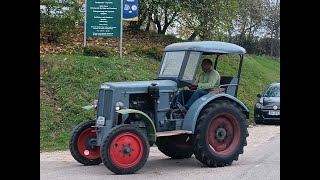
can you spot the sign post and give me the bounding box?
[120,0,123,59]
[84,0,87,47]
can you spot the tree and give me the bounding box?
[258,37,280,56]
[40,0,83,43]
[177,0,238,41]
[144,0,182,34]
[263,0,280,56]
[127,0,149,30]
[233,0,264,47]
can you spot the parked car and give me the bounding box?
[254,82,280,124]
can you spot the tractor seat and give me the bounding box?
[209,88,226,94]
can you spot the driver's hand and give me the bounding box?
[191,82,198,87]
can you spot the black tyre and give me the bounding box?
[100,124,150,174]
[156,135,193,159]
[254,119,263,125]
[193,100,249,167]
[69,120,102,165]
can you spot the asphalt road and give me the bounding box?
[40,125,280,180]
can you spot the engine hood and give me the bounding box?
[100,80,177,93]
[262,97,280,107]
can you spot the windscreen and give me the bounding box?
[182,52,201,81]
[159,51,186,77]
[264,85,280,97]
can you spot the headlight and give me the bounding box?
[256,103,263,109]
[115,102,125,110]
[93,100,98,109]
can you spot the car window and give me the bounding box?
[264,85,280,97]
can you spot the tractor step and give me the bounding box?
[156,130,192,137]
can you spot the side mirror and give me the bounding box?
[257,94,261,98]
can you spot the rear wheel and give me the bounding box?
[69,120,102,165]
[100,124,150,174]
[193,100,249,167]
[156,135,193,159]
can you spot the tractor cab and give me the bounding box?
[157,41,246,97]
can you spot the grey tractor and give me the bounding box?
[69,41,250,174]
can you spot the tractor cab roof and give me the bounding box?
[164,41,246,55]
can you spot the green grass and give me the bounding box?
[40,54,160,151]
[40,53,279,151]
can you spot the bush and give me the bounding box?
[83,45,112,57]
[40,0,83,43]
[40,16,77,43]
[128,45,164,60]
[231,34,280,57]
[257,38,280,57]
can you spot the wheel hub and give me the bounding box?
[207,113,241,156]
[216,128,227,141]
[85,136,97,150]
[122,145,132,154]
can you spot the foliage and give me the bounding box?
[257,37,280,57]
[40,0,83,43]
[233,0,264,43]
[142,0,182,34]
[40,0,280,57]
[83,45,113,57]
[128,45,164,60]
[177,0,239,40]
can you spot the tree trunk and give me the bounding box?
[136,16,145,29]
[188,32,197,41]
[270,30,274,57]
[155,21,162,34]
[145,17,151,31]
[199,34,205,41]
[160,23,170,34]
[128,21,137,29]
[227,28,232,43]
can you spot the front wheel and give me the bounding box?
[69,120,102,165]
[100,124,150,174]
[193,100,249,167]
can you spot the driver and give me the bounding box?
[173,58,220,112]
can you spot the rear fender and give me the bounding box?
[182,93,249,133]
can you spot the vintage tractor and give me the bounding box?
[69,41,249,174]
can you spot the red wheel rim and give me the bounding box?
[207,113,240,156]
[77,128,100,159]
[109,132,144,168]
